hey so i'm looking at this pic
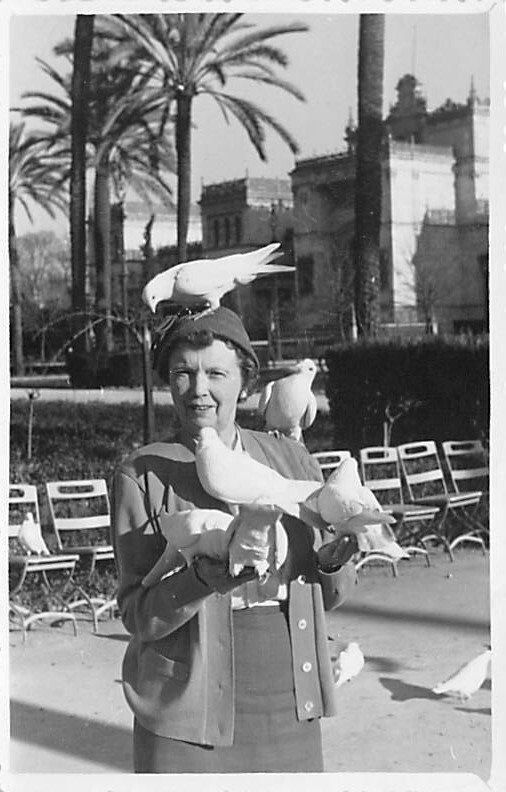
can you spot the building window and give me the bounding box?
[235,215,242,243]
[224,217,231,247]
[214,219,220,248]
[298,189,309,205]
[297,256,314,296]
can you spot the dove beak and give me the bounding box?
[259,364,301,386]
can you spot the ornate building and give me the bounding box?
[103,74,488,346]
[290,75,489,335]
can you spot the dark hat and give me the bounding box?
[153,306,259,378]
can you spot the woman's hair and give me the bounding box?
[158,329,258,397]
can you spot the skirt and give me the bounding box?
[133,604,323,773]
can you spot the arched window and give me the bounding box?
[224,217,231,247]
[214,219,220,248]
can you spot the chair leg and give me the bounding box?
[355,553,398,578]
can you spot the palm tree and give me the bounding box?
[70,14,94,352]
[9,122,67,375]
[18,45,174,351]
[110,13,308,262]
[354,14,385,338]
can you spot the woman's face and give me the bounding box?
[168,339,243,446]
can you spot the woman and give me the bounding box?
[111,305,357,773]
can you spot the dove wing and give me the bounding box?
[258,381,274,416]
[300,391,318,430]
[174,259,236,302]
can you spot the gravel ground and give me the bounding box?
[8,547,494,786]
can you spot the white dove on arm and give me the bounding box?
[224,505,288,580]
[352,483,409,559]
[194,427,321,513]
[194,427,392,541]
[18,512,50,555]
[259,358,318,442]
[142,509,234,588]
[142,243,295,312]
[304,457,396,530]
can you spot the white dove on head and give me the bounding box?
[141,242,295,313]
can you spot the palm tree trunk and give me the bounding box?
[94,157,113,353]
[354,14,385,338]
[70,14,94,351]
[8,195,24,376]
[176,92,192,264]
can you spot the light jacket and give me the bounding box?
[111,427,356,746]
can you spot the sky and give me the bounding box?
[8,10,490,236]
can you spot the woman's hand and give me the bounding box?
[317,532,359,573]
[192,555,257,594]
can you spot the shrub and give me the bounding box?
[325,335,489,455]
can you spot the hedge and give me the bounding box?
[325,335,489,455]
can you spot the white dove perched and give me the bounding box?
[194,426,321,514]
[141,506,288,586]
[142,509,234,587]
[226,506,288,579]
[432,647,491,701]
[18,512,50,556]
[194,428,394,536]
[142,242,294,312]
[333,642,365,687]
[259,358,318,442]
[304,457,396,530]
[351,481,409,560]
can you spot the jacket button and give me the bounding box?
[298,619,307,630]
[302,661,312,673]
[304,700,314,712]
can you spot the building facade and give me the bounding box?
[101,74,488,346]
[290,75,489,335]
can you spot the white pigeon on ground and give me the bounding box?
[259,358,318,442]
[432,647,492,701]
[333,641,365,687]
[142,242,295,312]
[17,512,50,556]
[305,457,396,530]
[225,505,288,580]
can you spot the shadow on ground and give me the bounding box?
[10,699,131,772]
[338,602,489,632]
[365,655,405,673]
[379,677,444,701]
[93,633,130,642]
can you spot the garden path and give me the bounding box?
[8,547,494,788]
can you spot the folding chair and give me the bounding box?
[442,439,489,538]
[397,441,486,561]
[313,449,400,577]
[442,439,489,493]
[312,450,351,481]
[45,479,117,631]
[8,484,79,640]
[360,446,440,567]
